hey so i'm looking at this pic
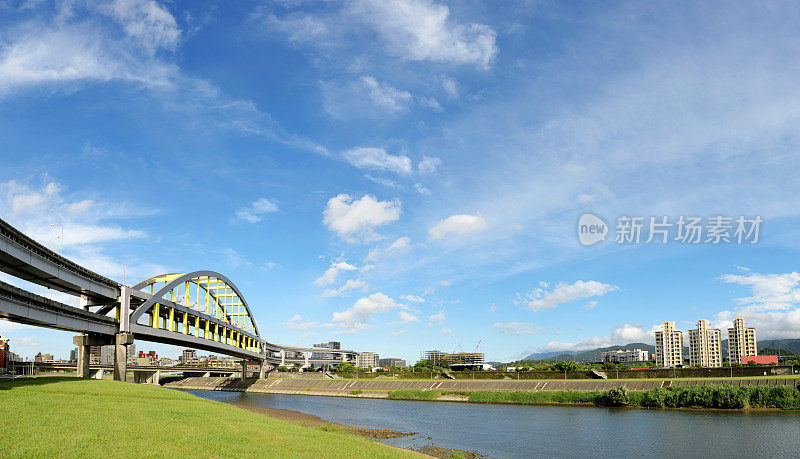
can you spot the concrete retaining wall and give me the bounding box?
[165,376,799,399]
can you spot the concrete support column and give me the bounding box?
[241,361,248,381]
[258,361,266,379]
[76,336,90,378]
[280,349,286,366]
[114,332,134,382]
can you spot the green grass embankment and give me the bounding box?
[388,385,800,410]
[0,377,415,457]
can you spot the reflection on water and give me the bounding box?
[184,390,800,458]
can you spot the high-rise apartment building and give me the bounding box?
[688,319,722,367]
[655,321,684,367]
[728,318,757,364]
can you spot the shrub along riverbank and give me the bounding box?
[387,385,800,410]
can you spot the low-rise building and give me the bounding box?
[602,348,649,364]
[312,341,341,360]
[357,352,379,368]
[740,355,778,365]
[0,335,8,372]
[378,358,406,368]
[180,349,198,364]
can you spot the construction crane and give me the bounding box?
[473,339,482,353]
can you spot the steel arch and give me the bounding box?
[132,270,261,338]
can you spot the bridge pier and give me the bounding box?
[114,332,134,382]
[258,361,266,379]
[241,361,247,381]
[73,334,112,378]
[133,370,160,384]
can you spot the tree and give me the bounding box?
[553,361,578,372]
[336,362,356,373]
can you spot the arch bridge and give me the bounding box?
[0,217,358,381]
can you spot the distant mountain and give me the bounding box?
[520,350,577,361]
[520,343,654,363]
[756,338,800,354]
[515,338,800,364]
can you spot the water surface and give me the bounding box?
[184,390,800,458]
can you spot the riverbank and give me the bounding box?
[164,376,800,409]
[0,377,417,457]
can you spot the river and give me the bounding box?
[184,390,800,457]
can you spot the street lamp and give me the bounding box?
[115,259,126,285]
[50,224,63,256]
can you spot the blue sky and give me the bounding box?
[2,0,800,363]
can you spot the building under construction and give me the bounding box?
[422,350,485,365]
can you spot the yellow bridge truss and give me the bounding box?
[130,271,263,355]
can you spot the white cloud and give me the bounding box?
[428,309,446,324]
[13,336,38,347]
[0,4,326,154]
[540,323,658,352]
[401,294,425,303]
[257,10,330,46]
[349,0,497,69]
[365,236,412,261]
[438,279,451,287]
[714,270,800,339]
[360,76,413,112]
[98,0,181,55]
[284,314,322,330]
[439,328,452,335]
[439,75,459,98]
[315,260,358,286]
[321,278,368,298]
[488,303,496,313]
[516,280,618,311]
[493,322,540,336]
[219,248,252,268]
[720,271,800,311]
[235,198,279,223]
[331,292,400,331]
[321,77,413,118]
[343,147,412,174]
[389,310,420,325]
[414,183,431,195]
[389,329,408,337]
[418,96,442,111]
[417,156,441,174]
[323,193,401,243]
[428,214,487,241]
[0,179,147,246]
[583,300,598,310]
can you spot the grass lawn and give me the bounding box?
[0,376,415,458]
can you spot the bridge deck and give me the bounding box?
[0,217,119,299]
